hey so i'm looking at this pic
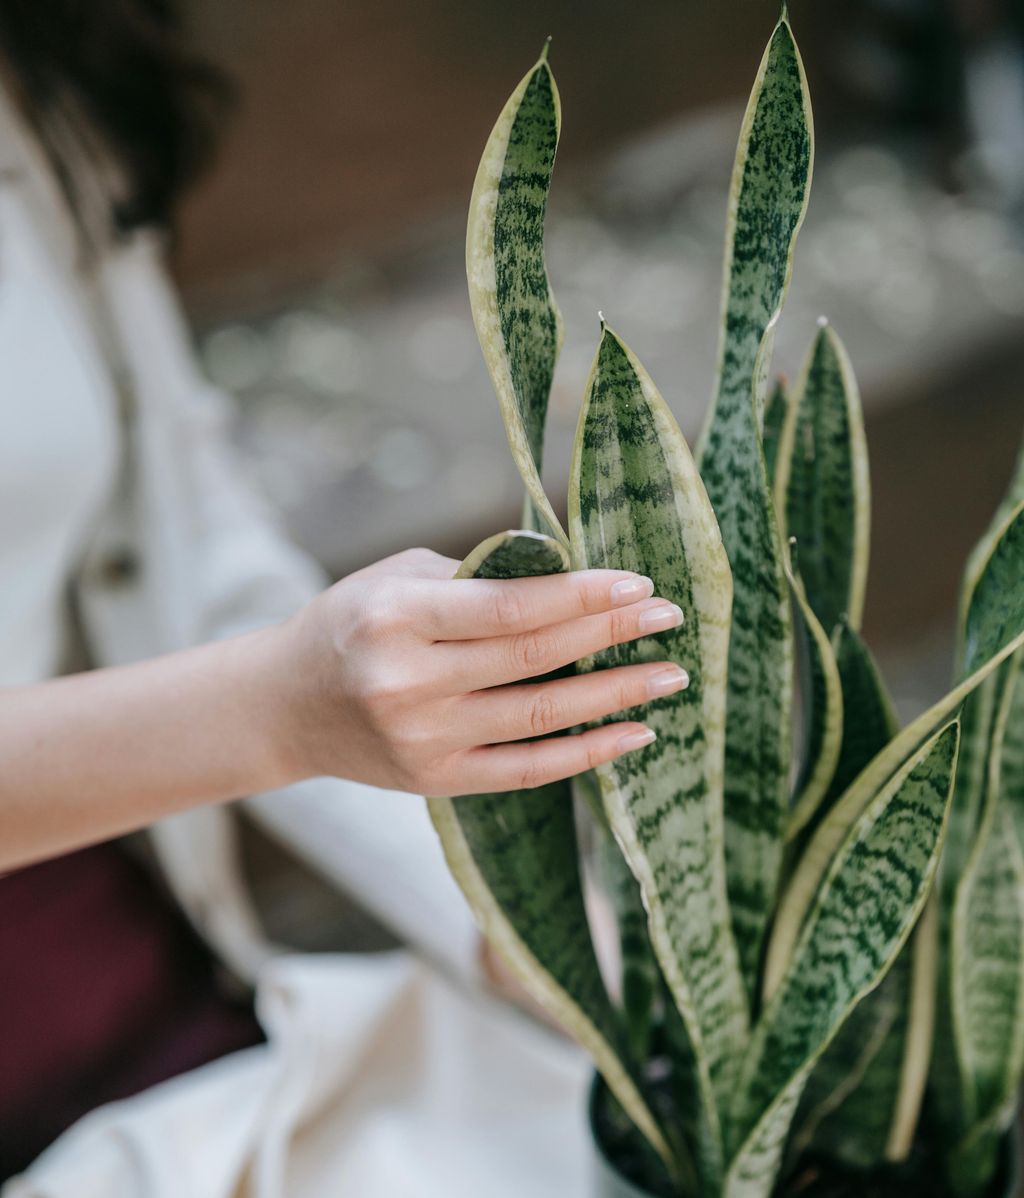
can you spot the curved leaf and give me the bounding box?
[785,560,844,843]
[764,500,1024,999]
[427,530,674,1171]
[947,659,1024,1193]
[569,325,745,1186]
[773,322,870,633]
[696,13,813,994]
[824,624,899,812]
[466,46,565,541]
[947,804,1024,1196]
[762,378,789,489]
[725,723,959,1198]
[788,945,910,1169]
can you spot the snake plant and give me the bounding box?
[427,10,1024,1197]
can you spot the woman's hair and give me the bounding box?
[0,0,231,231]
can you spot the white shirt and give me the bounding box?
[0,115,118,685]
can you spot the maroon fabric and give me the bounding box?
[0,841,264,1180]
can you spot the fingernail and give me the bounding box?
[611,576,654,606]
[618,728,656,754]
[638,603,684,633]
[647,666,690,698]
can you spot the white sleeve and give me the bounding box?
[95,232,481,985]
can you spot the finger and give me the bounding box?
[451,662,689,748]
[437,596,685,693]
[363,547,461,582]
[415,569,655,641]
[446,723,657,795]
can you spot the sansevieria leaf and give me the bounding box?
[427,530,673,1171]
[761,378,789,490]
[823,623,898,817]
[569,324,745,1186]
[466,44,565,541]
[785,559,843,843]
[725,722,959,1198]
[945,429,1024,904]
[696,12,813,994]
[788,940,911,1169]
[763,500,1024,999]
[948,658,1024,1195]
[773,321,870,633]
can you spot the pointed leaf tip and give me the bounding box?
[539,37,552,63]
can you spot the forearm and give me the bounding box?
[0,626,298,871]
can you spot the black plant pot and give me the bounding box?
[588,1075,1023,1198]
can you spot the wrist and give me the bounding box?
[231,620,312,792]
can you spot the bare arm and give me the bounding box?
[0,547,688,872]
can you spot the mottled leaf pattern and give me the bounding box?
[785,561,844,843]
[466,47,565,541]
[764,502,1024,999]
[453,18,1024,1196]
[774,323,870,633]
[789,948,911,1169]
[823,623,898,817]
[427,531,671,1167]
[725,723,959,1198]
[594,812,660,1059]
[570,326,744,1184]
[947,658,1024,1195]
[761,378,789,489]
[696,15,812,995]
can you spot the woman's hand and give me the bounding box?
[275,546,689,796]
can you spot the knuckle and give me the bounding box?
[526,691,561,737]
[607,607,635,645]
[490,585,526,631]
[575,575,605,616]
[583,739,609,773]
[509,628,550,675]
[516,758,550,791]
[359,668,405,716]
[615,676,641,713]
[355,604,395,643]
[397,546,437,566]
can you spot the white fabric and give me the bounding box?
[0,72,480,988]
[4,955,591,1198]
[0,81,592,1196]
[0,133,119,686]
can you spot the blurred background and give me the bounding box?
[173,0,1024,720]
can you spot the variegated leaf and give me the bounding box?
[725,723,959,1198]
[427,530,673,1170]
[999,651,1024,851]
[773,322,870,633]
[823,623,898,815]
[696,13,813,994]
[789,945,911,1169]
[762,378,789,489]
[569,325,745,1186]
[466,45,565,541]
[596,823,660,1060]
[764,500,1024,999]
[789,894,937,1169]
[947,659,1024,1195]
[944,430,1024,906]
[785,560,844,843]
[947,804,1024,1196]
